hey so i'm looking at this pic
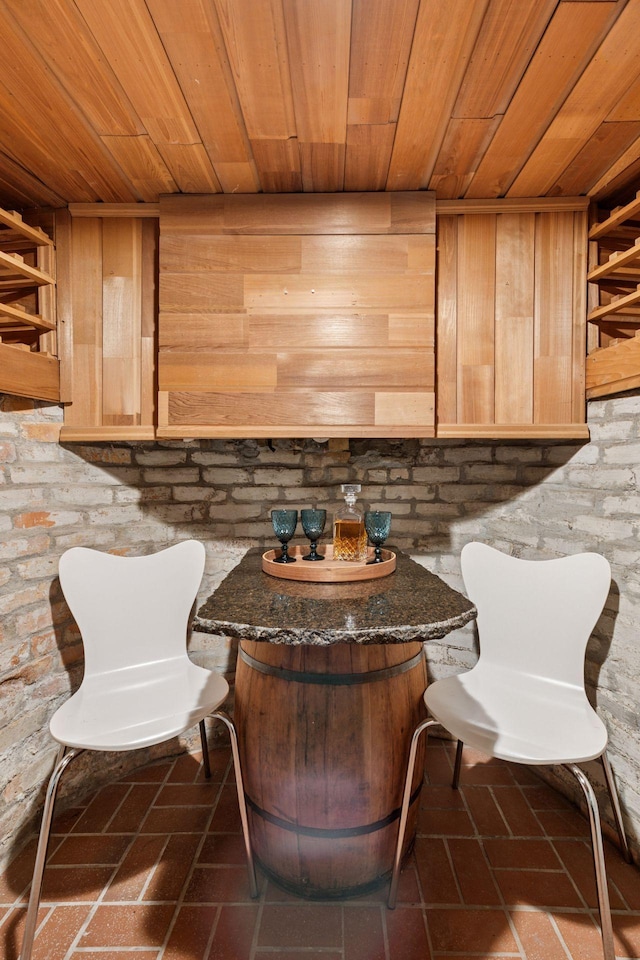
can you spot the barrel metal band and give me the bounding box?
[246,785,422,839]
[238,646,424,685]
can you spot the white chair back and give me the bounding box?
[460,541,610,689]
[58,540,206,678]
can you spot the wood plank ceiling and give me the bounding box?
[0,0,639,210]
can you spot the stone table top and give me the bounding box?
[194,547,476,646]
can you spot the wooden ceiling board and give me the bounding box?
[1,0,640,207]
[349,0,418,107]
[465,1,624,199]
[146,0,256,188]
[386,0,490,190]
[0,14,139,201]
[2,0,143,137]
[451,0,558,119]
[508,0,640,196]
[213,0,297,141]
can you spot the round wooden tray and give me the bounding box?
[261,544,396,582]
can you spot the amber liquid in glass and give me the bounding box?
[333,519,368,561]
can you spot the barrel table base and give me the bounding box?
[234,639,427,899]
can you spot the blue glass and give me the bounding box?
[364,510,392,564]
[271,509,298,563]
[301,508,326,561]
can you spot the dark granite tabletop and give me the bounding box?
[194,547,476,646]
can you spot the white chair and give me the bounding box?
[19,541,257,960]
[388,542,631,960]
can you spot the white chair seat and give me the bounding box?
[425,665,608,765]
[50,659,230,751]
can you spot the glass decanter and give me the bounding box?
[332,483,367,562]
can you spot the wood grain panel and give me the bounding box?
[0,343,59,402]
[160,192,435,235]
[494,214,535,423]
[159,192,435,437]
[345,124,396,191]
[435,201,588,437]
[457,214,496,423]
[60,211,158,438]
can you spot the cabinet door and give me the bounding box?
[157,192,436,438]
[436,200,589,439]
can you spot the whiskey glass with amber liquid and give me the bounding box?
[333,483,368,562]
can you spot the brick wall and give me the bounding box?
[1,391,639,869]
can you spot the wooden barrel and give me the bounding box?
[234,639,427,898]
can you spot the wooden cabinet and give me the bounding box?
[56,194,592,441]
[157,193,436,439]
[436,198,589,439]
[0,206,59,401]
[585,191,640,399]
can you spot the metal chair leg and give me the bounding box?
[20,745,82,960]
[199,720,211,780]
[388,718,439,909]
[566,763,616,960]
[211,710,258,899]
[601,752,632,864]
[452,739,464,789]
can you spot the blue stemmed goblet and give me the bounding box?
[364,510,392,564]
[271,509,298,563]
[301,508,326,561]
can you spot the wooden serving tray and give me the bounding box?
[261,544,396,582]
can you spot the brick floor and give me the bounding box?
[2,740,639,959]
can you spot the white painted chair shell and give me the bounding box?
[388,542,631,960]
[19,541,257,960]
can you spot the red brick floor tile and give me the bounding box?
[107,784,162,833]
[536,807,591,839]
[119,761,172,783]
[70,784,132,833]
[427,907,519,953]
[162,903,218,960]
[343,904,386,960]
[207,786,242,833]
[510,909,568,960]
[510,764,544,786]
[458,763,517,786]
[0,840,40,903]
[183,866,256,904]
[391,858,422,905]
[550,911,604,960]
[424,746,454,785]
[553,839,627,911]
[417,806,475,836]
[40,865,114,902]
[492,786,546,837]
[605,844,640,910]
[48,834,132,866]
[79,903,176,948]
[167,754,206,784]
[105,836,167,901]
[462,785,510,836]
[493,869,585,909]
[141,806,211,834]
[72,952,159,959]
[483,837,562,870]
[448,838,502,905]
[521,784,574,810]
[254,955,341,960]
[155,783,221,807]
[198,833,248,866]
[420,783,466,809]
[143,835,201,902]
[386,905,431,960]
[413,838,460,905]
[208,904,259,960]
[613,912,640,958]
[24,904,92,960]
[51,806,85,834]
[257,904,342,949]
